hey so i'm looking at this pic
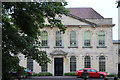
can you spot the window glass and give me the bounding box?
[70,56,76,72]
[56,31,62,46]
[84,56,91,68]
[90,69,96,72]
[41,63,48,72]
[87,69,91,72]
[41,31,48,46]
[27,57,33,71]
[98,31,105,47]
[70,31,77,47]
[99,56,106,72]
[84,31,91,47]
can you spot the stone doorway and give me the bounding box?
[54,58,63,76]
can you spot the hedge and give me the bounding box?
[32,72,53,76]
[107,74,118,77]
[64,72,76,76]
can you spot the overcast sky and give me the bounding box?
[65,0,118,40]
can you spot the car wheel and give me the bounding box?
[99,75,104,79]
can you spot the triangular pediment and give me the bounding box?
[44,14,96,26]
[61,14,96,26]
[50,50,68,56]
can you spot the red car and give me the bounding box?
[76,68,107,78]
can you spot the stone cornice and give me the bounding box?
[64,24,115,28]
[95,24,115,27]
[50,50,68,56]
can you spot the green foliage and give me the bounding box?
[2,2,69,80]
[114,77,118,79]
[64,72,76,76]
[107,74,118,77]
[32,73,38,76]
[118,1,120,7]
[32,72,53,76]
[2,53,20,79]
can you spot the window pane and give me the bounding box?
[41,31,48,46]
[99,56,105,72]
[41,63,48,72]
[84,56,91,68]
[56,31,62,46]
[84,40,91,46]
[70,31,77,47]
[90,69,97,72]
[27,57,33,71]
[98,31,105,47]
[84,31,91,47]
[70,56,76,72]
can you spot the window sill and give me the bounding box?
[68,46,78,48]
[40,46,49,48]
[97,46,107,48]
[82,46,93,48]
[54,46,64,48]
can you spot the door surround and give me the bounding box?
[54,58,63,76]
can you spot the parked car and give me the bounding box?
[24,68,32,76]
[76,68,107,78]
[10,70,26,79]
[10,68,32,79]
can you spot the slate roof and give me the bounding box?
[67,8,104,19]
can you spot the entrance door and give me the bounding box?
[118,64,120,78]
[54,58,63,76]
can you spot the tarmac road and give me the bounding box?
[13,76,115,80]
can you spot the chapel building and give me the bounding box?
[19,8,119,76]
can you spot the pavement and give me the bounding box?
[13,76,115,80]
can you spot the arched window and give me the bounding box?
[70,31,77,47]
[84,31,91,47]
[84,56,91,68]
[41,31,48,46]
[56,31,62,46]
[70,56,76,72]
[99,56,106,72]
[98,31,105,47]
[41,63,48,72]
[27,57,33,71]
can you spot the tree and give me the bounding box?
[2,2,69,79]
[118,1,120,7]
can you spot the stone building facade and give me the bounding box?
[113,40,120,74]
[19,8,119,76]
